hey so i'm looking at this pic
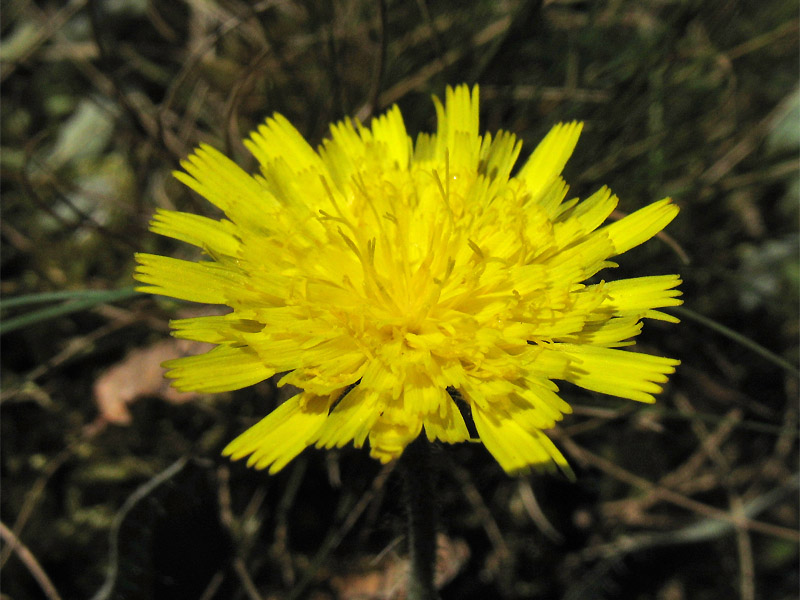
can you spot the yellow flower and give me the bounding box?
[135,85,681,476]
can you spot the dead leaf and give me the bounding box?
[93,338,212,424]
[329,534,470,600]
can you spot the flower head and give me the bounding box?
[135,85,681,476]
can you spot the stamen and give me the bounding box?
[338,228,361,258]
[468,239,484,259]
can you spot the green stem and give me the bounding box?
[400,436,440,600]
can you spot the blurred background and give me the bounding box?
[1,1,798,598]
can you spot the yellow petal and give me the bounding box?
[544,231,616,281]
[517,121,583,206]
[163,345,274,392]
[557,343,680,403]
[245,113,324,173]
[278,351,367,395]
[170,315,264,344]
[601,198,679,255]
[557,316,643,348]
[370,104,411,168]
[311,385,381,450]
[134,254,243,304]
[368,411,423,464]
[433,84,481,171]
[513,380,572,423]
[521,345,572,380]
[471,405,572,478]
[223,393,331,474]
[174,144,276,219]
[423,396,471,443]
[403,369,448,415]
[479,129,522,183]
[149,209,240,257]
[594,275,683,322]
[552,186,618,248]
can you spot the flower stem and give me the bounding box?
[400,436,440,600]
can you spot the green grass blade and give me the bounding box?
[0,287,141,335]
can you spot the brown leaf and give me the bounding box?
[329,534,470,600]
[92,338,212,424]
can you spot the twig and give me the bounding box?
[571,475,797,600]
[376,15,512,107]
[581,473,799,561]
[287,462,395,600]
[657,400,741,494]
[273,458,309,587]
[557,435,800,542]
[448,458,513,588]
[233,558,265,600]
[223,45,273,157]
[1,311,138,402]
[0,521,63,600]
[517,480,564,544]
[197,570,226,600]
[701,89,799,186]
[414,0,445,61]
[727,19,799,60]
[90,456,190,600]
[679,394,756,600]
[216,465,234,531]
[369,0,388,118]
[0,447,72,568]
[731,495,756,600]
[671,307,800,378]
[0,420,106,567]
[239,486,269,555]
[1,0,88,83]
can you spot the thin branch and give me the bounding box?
[0,521,63,600]
[287,462,395,600]
[233,558,265,600]
[517,480,564,544]
[363,0,388,120]
[90,456,190,600]
[557,435,800,543]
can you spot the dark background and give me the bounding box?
[2,1,798,599]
